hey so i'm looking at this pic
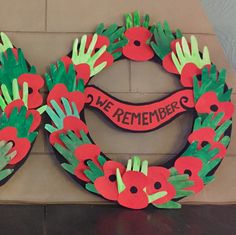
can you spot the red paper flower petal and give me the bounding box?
[18,74,44,109]
[117,171,149,209]
[94,161,125,201]
[0,127,30,165]
[162,53,179,74]
[4,99,25,118]
[195,92,234,123]
[26,109,41,132]
[174,157,204,193]
[47,84,85,113]
[49,116,88,146]
[74,144,101,182]
[123,27,154,61]
[146,167,176,204]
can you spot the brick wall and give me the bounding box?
[0,0,235,204]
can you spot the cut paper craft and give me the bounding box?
[0,33,44,184]
[44,11,234,210]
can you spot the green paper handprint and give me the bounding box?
[0,32,13,53]
[125,11,150,29]
[72,34,107,76]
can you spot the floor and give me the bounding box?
[0,204,235,235]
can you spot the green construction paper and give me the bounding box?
[98,155,107,166]
[0,169,14,181]
[72,34,107,76]
[132,156,141,171]
[45,62,77,92]
[116,168,125,193]
[125,11,150,29]
[84,160,104,182]
[214,120,232,141]
[80,130,92,144]
[61,163,76,175]
[220,136,230,147]
[141,160,148,176]
[0,48,36,95]
[148,191,167,203]
[171,36,211,73]
[0,32,13,53]
[151,21,182,60]
[153,200,181,209]
[85,183,99,194]
[174,189,193,198]
[199,158,221,179]
[194,65,231,102]
[0,141,16,171]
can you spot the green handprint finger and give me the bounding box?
[50,99,66,120]
[112,51,122,60]
[215,120,232,141]
[182,37,191,57]
[163,21,173,38]
[174,189,193,198]
[148,191,167,203]
[103,24,118,37]
[72,38,79,62]
[171,52,182,73]
[45,73,53,91]
[109,39,127,52]
[61,97,72,116]
[59,133,77,151]
[92,62,107,76]
[220,136,230,147]
[61,163,76,175]
[199,158,221,178]
[133,11,140,27]
[84,169,97,182]
[132,156,141,171]
[87,34,98,57]
[211,112,224,128]
[168,174,189,183]
[55,143,78,165]
[96,23,105,35]
[85,183,98,194]
[22,82,29,107]
[218,68,226,84]
[0,141,6,148]
[153,200,181,209]
[176,29,183,39]
[190,35,201,60]
[71,102,80,117]
[0,32,13,50]
[87,160,104,178]
[1,84,12,104]
[12,79,20,100]
[0,96,7,111]
[66,130,83,146]
[37,105,47,115]
[174,180,194,190]
[142,14,150,28]
[176,41,185,64]
[0,150,16,171]
[125,13,133,29]
[46,106,62,129]
[0,141,14,156]
[202,175,215,184]
[151,41,162,59]
[202,46,211,65]
[98,155,107,166]
[209,64,217,81]
[109,27,125,43]
[141,160,148,176]
[90,45,107,64]
[0,169,14,181]
[126,159,132,171]
[80,130,91,144]
[76,79,84,93]
[45,124,57,133]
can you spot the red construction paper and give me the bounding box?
[0,127,30,165]
[74,144,101,182]
[195,91,234,124]
[18,73,44,109]
[86,34,114,68]
[146,166,176,205]
[94,161,126,200]
[122,27,154,61]
[5,99,41,132]
[85,86,194,132]
[117,171,149,209]
[60,56,91,85]
[49,116,88,146]
[174,157,204,193]
[47,84,85,113]
[180,63,211,87]
[188,127,227,159]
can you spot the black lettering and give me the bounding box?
[158,108,166,120]
[166,104,173,115]
[171,101,180,112]
[142,112,149,125]
[149,110,160,124]
[122,112,131,125]
[104,101,114,112]
[112,108,124,122]
[96,96,108,107]
[131,113,141,125]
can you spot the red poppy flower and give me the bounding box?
[117,171,149,209]
[18,73,44,109]
[94,161,125,201]
[86,34,114,68]
[60,56,91,85]
[188,127,227,159]
[0,127,30,165]
[49,116,88,146]
[4,99,41,132]
[195,92,234,124]
[174,157,204,193]
[146,166,176,205]
[122,27,154,61]
[47,84,85,113]
[74,144,101,182]
[180,64,211,87]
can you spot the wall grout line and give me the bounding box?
[45,0,48,32]
[43,205,47,235]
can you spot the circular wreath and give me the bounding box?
[0,33,45,185]
[45,12,234,209]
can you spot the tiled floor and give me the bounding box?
[0,205,235,235]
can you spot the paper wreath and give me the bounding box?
[0,33,45,184]
[45,11,234,209]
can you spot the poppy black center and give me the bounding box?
[154,181,162,190]
[130,186,138,193]
[84,159,91,166]
[28,87,33,94]
[201,141,209,148]
[210,104,218,112]
[134,40,141,46]
[184,169,192,176]
[108,174,116,182]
